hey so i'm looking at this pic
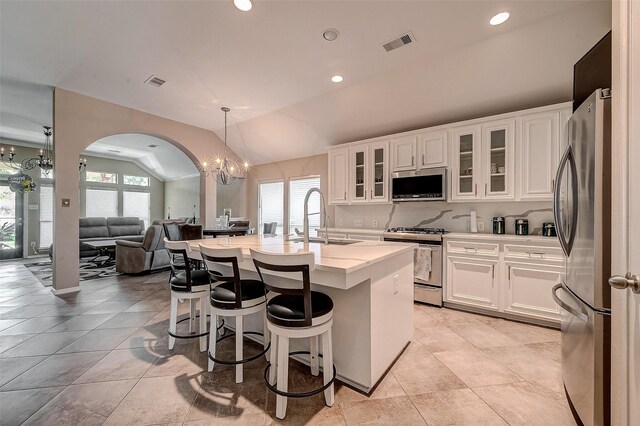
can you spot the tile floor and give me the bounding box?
[0,260,577,425]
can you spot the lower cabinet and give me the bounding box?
[444,238,564,326]
[446,256,499,311]
[503,263,562,322]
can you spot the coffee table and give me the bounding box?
[84,240,117,266]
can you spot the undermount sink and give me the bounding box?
[288,237,358,245]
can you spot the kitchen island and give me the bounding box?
[190,234,415,393]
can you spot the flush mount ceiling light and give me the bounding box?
[234,0,252,12]
[322,28,340,41]
[490,11,510,26]
[331,75,344,83]
[200,107,250,185]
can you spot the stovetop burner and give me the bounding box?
[386,227,447,235]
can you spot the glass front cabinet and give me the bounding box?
[450,120,515,201]
[348,141,389,204]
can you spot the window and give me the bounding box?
[0,168,17,176]
[39,185,53,248]
[258,181,284,235]
[86,188,118,217]
[85,171,117,184]
[40,169,54,179]
[123,175,150,186]
[123,191,150,227]
[289,176,321,236]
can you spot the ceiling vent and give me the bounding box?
[383,32,414,52]
[144,75,166,87]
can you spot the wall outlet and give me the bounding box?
[338,218,344,226]
[354,219,363,227]
[393,274,399,295]
[478,221,485,231]
[372,219,378,228]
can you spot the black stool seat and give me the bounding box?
[171,270,216,291]
[210,279,266,308]
[267,292,333,327]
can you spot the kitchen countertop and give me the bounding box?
[190,234,415,275]
[318,227,384,234]
[444,232,561,243]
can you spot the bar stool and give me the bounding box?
[199,245,270,384]
[250,249,336,420]
[165,239,217,351]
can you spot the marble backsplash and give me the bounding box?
[334,201,554,235]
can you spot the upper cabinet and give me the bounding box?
[390,136,417,171]
[341,141,390,204]
[450,120,514,202]
[391,130,448,172]
[516,106,571,201]
[418,130,448,169]
[328,148,348,205]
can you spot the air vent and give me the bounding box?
[144,75,166,87]
[107,149,122,153]
[383,32,415,52]
[148,144,158,148]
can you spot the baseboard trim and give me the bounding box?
[51,286,81,295]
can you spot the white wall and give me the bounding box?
[164,176,199,221]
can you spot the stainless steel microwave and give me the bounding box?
[391,168,447,201]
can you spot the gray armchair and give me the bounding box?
[115,225,170,274]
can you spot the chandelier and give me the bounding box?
[200,107,249,185]
[0,126,88,175]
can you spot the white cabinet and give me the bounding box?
[347,141,389,204]
[450,120,515,202]
[446,256,500,311]
[444,236,565,326]
[328,148,348,204]
[418,130,448,169]
[503,263,562,322]
[518,112,560,201]
[391,136,417,171]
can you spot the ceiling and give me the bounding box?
[0,1,611,166]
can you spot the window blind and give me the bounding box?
[289,177,321,235]
[39,185,53,248]
[86,188,118,217]
[259,181,284,235]
[123,191,150,228]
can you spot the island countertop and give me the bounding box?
[189,234,416,275]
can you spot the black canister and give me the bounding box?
[492,217,505,234]
[542,222,557,237]
[515,218,529,235]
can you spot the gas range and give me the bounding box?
[382,227,447,243]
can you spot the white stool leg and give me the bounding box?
[276,335,290,420]
[208,312,217,372]
[218,315,225,336]
[235,315,244,383]
[263,308,270,360]
[268,329,278,385]
[189,299,196,333]
[322,328,334,407]
[310,335,319,376]
[169,295,178,350]
[199,295,207,352]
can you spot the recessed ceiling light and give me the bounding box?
[490,11,510,26]
[323,28,340,42]
[234,0,252,12]
[331,75,344,83]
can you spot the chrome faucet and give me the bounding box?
[303,187,328,244]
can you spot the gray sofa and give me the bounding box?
[48,217,146,259]
[115,225,170,274]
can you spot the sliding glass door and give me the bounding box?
[0,184,23,259]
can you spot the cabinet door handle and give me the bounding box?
[464,247,478,253]
[492,265,495,281]
[422,154,425,166]
[344,191,346,200]
[508,266,511,283]
[365,191,367,199]
[474,184,477,196]
[370,190,373,199]
[485,183,487,196]
[552,179,555,190]
[411,156,414,166]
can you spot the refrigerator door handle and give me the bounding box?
[554,144,572,256]
[552,283,589,322]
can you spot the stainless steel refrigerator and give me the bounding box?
[552,88,611,426]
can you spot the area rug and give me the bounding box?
[24,259,121,287]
